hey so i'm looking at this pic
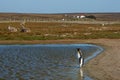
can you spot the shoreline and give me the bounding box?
[0,39,110,45]
[83,39,120,80]
[0,39,120,79]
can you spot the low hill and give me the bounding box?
[0,12,120,21]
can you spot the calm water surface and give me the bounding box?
[0,44,103,80]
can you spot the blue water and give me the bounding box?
[0,44,103,80]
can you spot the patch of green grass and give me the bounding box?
[0,78,5,80]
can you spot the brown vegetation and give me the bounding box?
[0,22,120,40]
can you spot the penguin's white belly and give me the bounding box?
[77,52,80,58]
[80,58,83,67]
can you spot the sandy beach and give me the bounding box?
[0,39,120,80]
[84,39,120,80]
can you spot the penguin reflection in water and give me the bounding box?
[77,48,84,68]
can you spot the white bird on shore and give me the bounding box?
[77,48,84,68]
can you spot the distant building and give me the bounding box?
[73,15,86,19]
[80,15,86,19]
[76,16,80,19]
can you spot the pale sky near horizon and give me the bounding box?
[0,0,120,13]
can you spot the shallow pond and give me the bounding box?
[0,44,103,80]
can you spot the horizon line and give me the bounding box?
[0,11,120,14]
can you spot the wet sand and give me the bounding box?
[0,39,120,80]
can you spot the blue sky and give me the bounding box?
[0,0,120,13]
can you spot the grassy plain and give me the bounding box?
[0,22,120,41]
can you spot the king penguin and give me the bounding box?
[77,48,84,68]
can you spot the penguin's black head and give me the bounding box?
[77,48,80,51]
